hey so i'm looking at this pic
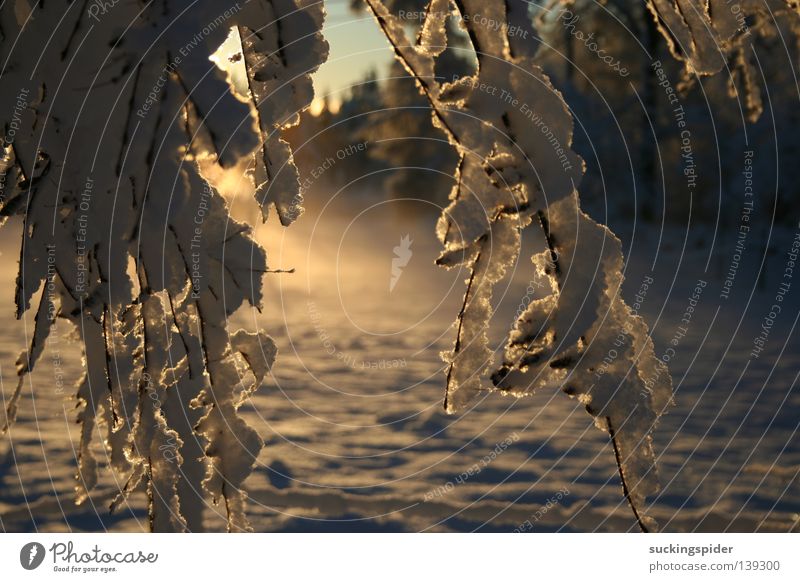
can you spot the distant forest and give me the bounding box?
[289,0,800,231]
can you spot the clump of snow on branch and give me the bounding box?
[0,0,327,531]
[645,0,800,121]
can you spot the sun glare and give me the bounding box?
[210,26,248,99]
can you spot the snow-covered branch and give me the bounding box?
[0,0,327,531]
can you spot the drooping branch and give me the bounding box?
[366,0,671,530]
[0,0,327,532]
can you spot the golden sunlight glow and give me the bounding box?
[308,97,326,116]
[210,26,248,99]
[309,96,341,116]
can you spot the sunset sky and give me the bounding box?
[313,1,393,109]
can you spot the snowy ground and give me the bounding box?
[1,196,798,532]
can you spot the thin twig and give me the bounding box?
[443,239,484,411]
[363,0,460,144]
[607,416,650,533]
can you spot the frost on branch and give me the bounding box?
[366,0,671,529]
[646,0,800,121]
[237,0,329,225]
[0,0,326,531]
